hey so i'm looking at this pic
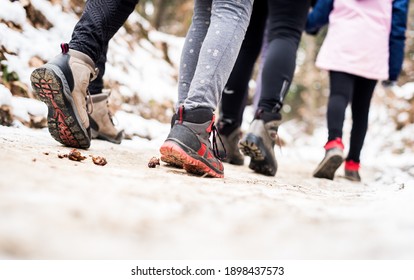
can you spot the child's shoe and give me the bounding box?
[344,160,361,182]
[160,106,224,178]
[313,138,344,180]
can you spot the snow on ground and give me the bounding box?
[0,0,180,103]
[1,0,414,260]
[1,123,414,259]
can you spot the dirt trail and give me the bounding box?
[1,126,413,259]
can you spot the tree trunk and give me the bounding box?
[152,0,169,30]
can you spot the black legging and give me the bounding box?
[220,0,268,127]
[69,0,139,94]
[220,0,311,126]
[88,44,108,94]
[328,71,377,163]
[259,0,311,112]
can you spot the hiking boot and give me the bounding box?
[159,106,224,178]
[344,160,361,182]
[30,43,97,149]
[87,90,123,144]
[313,138,344,180]
[238,109,281,176]
[217,119,244,166]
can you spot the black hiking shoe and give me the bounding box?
[238,109,281,176]
[160,106,225,178]
[313,138,344,180]
[30,43,97,149]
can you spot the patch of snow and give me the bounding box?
[0,85,12,106]
[10,96,47,123]
[0,0,26,26]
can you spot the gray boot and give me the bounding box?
[217,119,244,166]
[30,44,97,149]
[239,110,281,176]
[88,91,123,144]
[160,106,224,178]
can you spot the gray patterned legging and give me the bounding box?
[177,0,254,111]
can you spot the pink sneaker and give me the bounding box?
[313,138,344,180]
[344,160,361,182]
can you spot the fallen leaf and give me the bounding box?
[148,157,160,168]
[68,149,87,161]
[92,156,107,166]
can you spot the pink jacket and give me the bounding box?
[316,0,393,80]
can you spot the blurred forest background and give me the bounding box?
[139,0,414,134]
[1,0,414,136]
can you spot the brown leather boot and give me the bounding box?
[30,43,97,149]
[88,91,123,144]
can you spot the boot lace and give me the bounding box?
[108,108,118,126]
[86,89,94,115]
[267,123,283,155]
[211,124,227,161]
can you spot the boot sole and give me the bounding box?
[239,134,276,176]
[344,171,361,182]
[223,157,244,166]
[30,66,90,149]
[160,141,224,178]
[313,154,344,180]
[91,128,123,145]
